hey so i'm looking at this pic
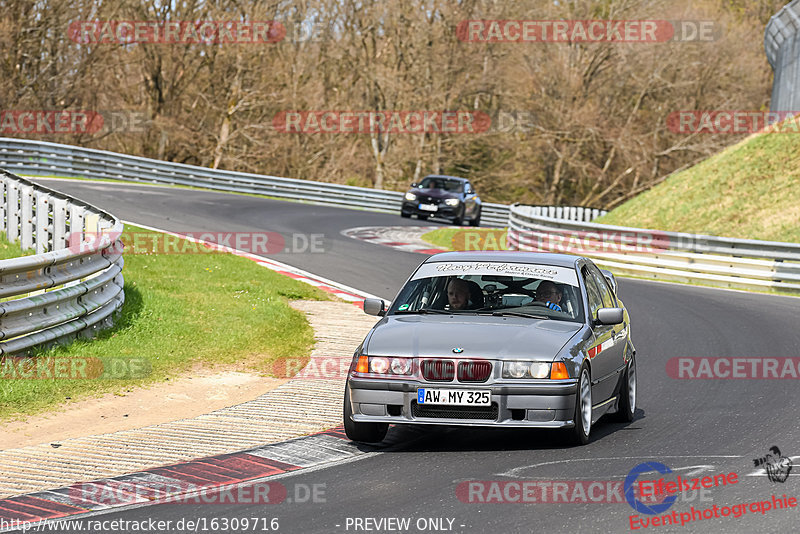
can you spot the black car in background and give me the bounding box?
[401,175,481,226]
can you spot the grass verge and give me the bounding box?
[597,132,800,243]
[0,236,32,260]
[0,225,329,420]
[421,227,508,251]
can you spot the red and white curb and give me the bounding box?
[342,226,447,255]
[127,221,379,305]
[0,427,367,529]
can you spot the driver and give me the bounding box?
[534,280,563,311]
[447,278,471,310]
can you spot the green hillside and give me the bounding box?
[597,133,800,243]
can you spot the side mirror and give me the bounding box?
[600,269,618,295]
[595,307,624,325]
[410,182,418,188]
[363,298,386,316]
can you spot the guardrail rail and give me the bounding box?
[0,170,124,355]
[508,204,800,293]
[0,138,606,228]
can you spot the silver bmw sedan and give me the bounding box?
[344,251,636,445]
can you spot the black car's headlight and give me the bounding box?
[444,198,460,206]
[405,192,417,201]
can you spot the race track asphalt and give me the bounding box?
[29,179,800,534]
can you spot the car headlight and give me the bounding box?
[503,361,552,379]
[505,361,529,379]
[405,192,417,201]
[529,362,551,379]
[370,357,389,374]
[355,356,413,376]
[390,358,412,375]
[444,198,460,206]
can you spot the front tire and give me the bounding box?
[570,365,592,445]
[469,208,481,227]
[343,387,388,443]
[613,355,636,422]
[400,211,411,218]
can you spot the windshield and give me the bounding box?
[389,261,584,323]
[418,177,463,192]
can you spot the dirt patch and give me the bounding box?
[0,370,287,450]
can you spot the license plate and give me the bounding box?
[419,203,438,212]
[417,388,490,406]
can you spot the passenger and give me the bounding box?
[535,280,563,311]
[447,278,471,310]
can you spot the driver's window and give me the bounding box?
[582,268,603,321]
[589,268,615,309]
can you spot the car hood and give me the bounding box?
[411,188,459,200]
[365,315,581,361]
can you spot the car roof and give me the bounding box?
[421,175,468,182]
[424,251,583,268]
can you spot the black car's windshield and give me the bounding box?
[418,177,463,193]
[389,261,584,323]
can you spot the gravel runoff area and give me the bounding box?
[0,300,377,499]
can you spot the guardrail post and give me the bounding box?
[84,212,100,236]
[0,178,6,234]
[35,192,52,254]
[53,198,67,250]
[69,205,85,245]
[6,180,19,243]
[20,185,34,250]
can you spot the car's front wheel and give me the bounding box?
[343,387,388,443]
[451,207,464,226]
[570,365,592,445]
[613,355,636,422]
[400,211,411,218]
[469,208,481,227]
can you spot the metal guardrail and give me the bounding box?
[0,170,124,355]
[507,205,800,293]
[0,138,606,228]
[765,0,800,112]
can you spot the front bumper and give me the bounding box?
[401,200,460,219]
[347,377,578,428]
